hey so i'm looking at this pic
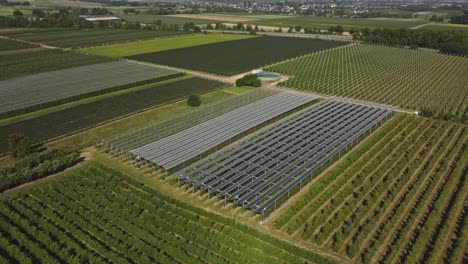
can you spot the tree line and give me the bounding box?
[352,28,468,56]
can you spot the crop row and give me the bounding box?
[267,44,468,120]
[0,39,37,52]
[0,163,337,263]
[9,29,190,48]
[0,77,225,154]
[129,36,347,76]
[270,115,467,263]
[0,49,111,81]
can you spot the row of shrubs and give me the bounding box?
[0,145,81,193]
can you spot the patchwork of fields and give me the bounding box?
[8,29,191,48]
[0,77,226,153]
[268,44,468,120]
[271,114,467,263]
[129,36,348,75]
[0,163,337,264]
[82,33,255,58]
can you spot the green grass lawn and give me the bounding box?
[224,86,256,94]
[81,33,256,58]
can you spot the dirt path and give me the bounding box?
[410,22,432,29]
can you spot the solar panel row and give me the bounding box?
[177,98,395,214]
[104,88,280,152]
[131,91,318,171]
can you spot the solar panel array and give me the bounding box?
[131,91,318,171]
[104,88,280,152]
[0,61,180,115]
[177,98,396,214]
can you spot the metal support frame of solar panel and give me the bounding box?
[103,88,280,152]
[0,61,179,115]
[178,98,395,214]
[177,99,342,184]
[131,91,318,171]
[185,99,360,200]
[177,98,347,180]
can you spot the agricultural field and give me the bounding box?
[0,163,337,263]
[82,33,255,58]
[253,16,427,30]
[0,77,225,154]
[0,61,181,118]
[267,44,468,120]
[116,13,224,25]
[178,98,395,215]
[0,39,37,51]
[419,23,468,32]
[0,49,111,80]
[129,36,348,75]
[270,114,467,264]
[8,29,191,48]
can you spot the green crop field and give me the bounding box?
[82,33,255,58]
[116,13,224,24]
[269,114,467,264]
[267,44,468,120]
[0,49,111,80]
[420,23,468,32]
[0,39,37,51]
[8,29,191,48]
[0,162,337,263]
[129,36,348,75]
[0,77,226,154]
[254,16,427,30]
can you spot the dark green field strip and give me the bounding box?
[0,77,226,154]
[0,39,37,51]
[129,36,348,76]
[0,163,338,263]
[10,29,191,48]
[0,49,111,80]
[253,16,427,30]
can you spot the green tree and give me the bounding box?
[187,95,201,107]
[13,10,23,16]
[8,134,32,158]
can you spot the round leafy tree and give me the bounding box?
[187,95,201,107]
